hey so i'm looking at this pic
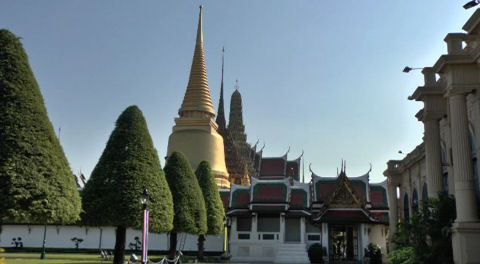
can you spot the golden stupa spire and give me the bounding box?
[179,5,215,118]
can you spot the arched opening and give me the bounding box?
[422,183,428,202]
[412,189,419,213]
[441,146,448,194]
[404,193,410,222]
[469,129,479,211]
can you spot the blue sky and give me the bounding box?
[1,1,476,183]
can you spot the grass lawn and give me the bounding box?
[0,252,166,264]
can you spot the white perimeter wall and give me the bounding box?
[0,225,223,252]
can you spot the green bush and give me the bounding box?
[307,243,323,263]
[367,243,382,264]
[388,246,415,264]
[391,192,455,263]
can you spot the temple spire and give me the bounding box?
[229,80,246,141]
[216,47,226,129]
[178,5,215,118]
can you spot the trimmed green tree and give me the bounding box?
[164,152,207,258]
[0,29,81,224]
[195,161,225,260]
[81,105,173,264]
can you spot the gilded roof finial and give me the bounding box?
[179,5,215,117]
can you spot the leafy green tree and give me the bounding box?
[391,192,456,264]
[195,161,225,260]
[0,29,81,225]
[82,105,173,264]
[388,246,415,264]
[164,152,207,258]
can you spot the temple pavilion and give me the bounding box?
[167,6,390,263]
[219,157,389,263]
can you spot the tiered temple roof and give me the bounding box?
[221,160,389,224]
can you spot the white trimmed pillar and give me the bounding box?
[280,213,285,242]
[300,217,305,243]
[424,119,444,197]
[449,94,478,222]
[321,223,329,256]
[387,181,398,251]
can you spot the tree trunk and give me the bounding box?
[113,226,126,264]
[197,234,205,261]
[169,231,177,259]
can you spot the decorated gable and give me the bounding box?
[316,209,372,223]
[350,180,368,201]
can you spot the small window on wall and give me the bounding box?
[237,217,252,232]
[238,233,250,240]
[307,234,321,241]
[257,216,280,232]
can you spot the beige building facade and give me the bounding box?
[384,9,480,264]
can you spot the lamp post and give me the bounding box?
[464,0,479,9]
[402,66,423,73]
[141,188,150,264]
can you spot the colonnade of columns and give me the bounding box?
[385,17,480,262]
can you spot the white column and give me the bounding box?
[450,94,479,222]
[279,213,285,242]
[300,217,306,243]
[424,119,444,197]
[321,223,329,256]
[360,224,369,259]
[231,217,237,242]
[251,214,258,241]
[387,182,398,251]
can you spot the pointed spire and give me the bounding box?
[179,5,215,118]
[216,46,226,129]
[229,79,245,137]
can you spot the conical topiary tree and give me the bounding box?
[0,29,81,225]
[164,152,207,258]
[195,161,225,260]
[81,105,173,264]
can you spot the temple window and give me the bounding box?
[237,217,252,231]
[257,215,280,240]
[257,216,280,232]
[306,221,321,242]
[236,216,252,240]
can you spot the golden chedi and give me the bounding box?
[167,6,230,188]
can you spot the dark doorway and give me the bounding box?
[329,225,358,261]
